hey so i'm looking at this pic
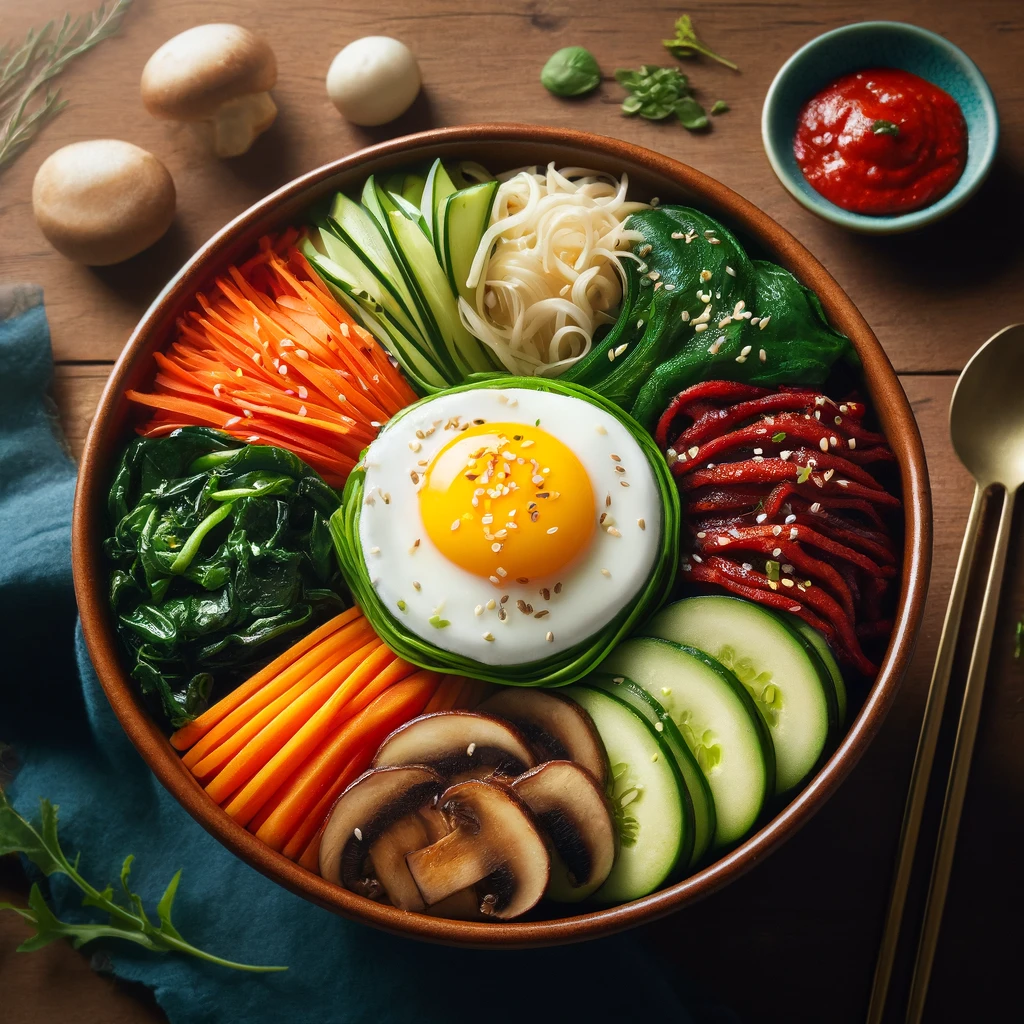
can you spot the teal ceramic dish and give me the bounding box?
[761,22,999,234]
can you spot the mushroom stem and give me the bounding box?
[368,814,432,912]
[407,829,494,906]
[210,91,277,157]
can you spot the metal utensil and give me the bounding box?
[867,323,1024,1024]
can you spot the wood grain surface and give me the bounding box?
[2,0,1023,1021]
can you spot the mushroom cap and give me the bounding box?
[478,688,609,786]
[512,760,617,901]
[318,765,444,889]
[32,140,175,266]
[325,36,420,127]
[141,24,277,121]
[372,711,535,781]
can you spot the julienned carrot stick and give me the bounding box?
[292,745,374,870]
[182,618,376,773]
[204,637,382,803]
[171,608,363,751]
[221,644,401,825]
[266,671,440,857]
[421,675,464,714]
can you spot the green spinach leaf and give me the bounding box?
[104,428,346,726]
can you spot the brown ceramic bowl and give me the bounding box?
[73,124,931,947]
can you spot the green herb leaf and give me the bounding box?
[796,464,813,484]
[765,560,781,582]
[0,792,285,971]
[711,100,730,115]
[540,46,601,98]
[0,1,133,174]
[872,120,900,137]
[771,431,786,443]
[675,95,709,131]
[663,14,738,71]
[428,614,451,629]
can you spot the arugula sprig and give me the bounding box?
[0,792,286,972]
[615,65,709,131]
[663,14,738,71]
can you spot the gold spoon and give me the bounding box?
[867,323,1024,1024]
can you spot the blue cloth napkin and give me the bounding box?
[1,288,736,1024]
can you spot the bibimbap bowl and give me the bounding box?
[73,124,930,946]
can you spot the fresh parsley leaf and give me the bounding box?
[616,64,708,131]
[663,14,738,71]
[796,464,813,484]
[771,431,786,443]
[0,792,286,972]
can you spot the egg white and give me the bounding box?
[357,387,662,666]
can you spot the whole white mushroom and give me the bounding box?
[32,140,176,266]
[141,24,278,157]
[326,36,421,127]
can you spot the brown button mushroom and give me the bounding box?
[478,689,609,786]
[318,765,445,909]
[512,760,617,902]
[406,779,550,919]
[32,140,175,265]
[371,711,535,783]
[141,24,277,157]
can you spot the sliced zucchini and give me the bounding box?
[419,158,457,246]
[648,595,837,794]
[603,637,773,849]
[440,180,499,305]
[563,685,691,902]
[585,673,716,869]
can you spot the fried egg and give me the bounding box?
[358,387,662,665]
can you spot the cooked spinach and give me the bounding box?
[104,428,346,727]
[560,206,856,428]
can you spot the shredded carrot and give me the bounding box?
[421,675,467,714]
[182,618,377,775]
[203,637,383,803]
[170,608,362,752]
[126,236,418,487]
[266,670,441,858]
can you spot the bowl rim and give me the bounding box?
[761,20,1000,235]
[73,122,932,947]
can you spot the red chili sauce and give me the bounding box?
[793,68,968,216]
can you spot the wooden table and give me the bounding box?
[2,1,1022,1020]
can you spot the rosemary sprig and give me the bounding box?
[0,0,132,174]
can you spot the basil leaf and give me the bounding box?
[675,95,709,131]
[541,46,601,97]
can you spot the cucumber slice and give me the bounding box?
[603,637,772,849]
[387,210,493,377]
[648,595,837,794]
[784,614,848,727]
[440,181,499,305]
[562,685,690,902]
[586,674,715,869]
[419,158,457,245]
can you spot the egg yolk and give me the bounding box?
[418,422,596,581]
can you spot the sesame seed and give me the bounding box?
[614,344,628,357]
[785,514,796,524]
[596,424,607,435]
[607,526,622,537]
[451,519,461,531]
[782,578,795,588]
[750,317,760,326]
[830,436,839,447]
[608,349,616,362]
[354,827,363,841]
[695,324,708,333]
[725,265,736,277]
[489,575,500,584]
[613,676,624,684]
[759,349,767,363]
[491,542,502,552]
[225,416,242,427]
[780,450,792,460]
[369,546,380,555]
[413,581,421,591]
[278,364,289,375]
[772,525,783,537]
[681,310,691,322]
[486,598,496,609]
[819,437,829,452]
[848,438,857,449]
[610,453,621,463]
[474,604,483,616]
[483,632,495,642]
[601,568,611,577]
[496,567,507,577]
[638,518,645,530]
[655,721,664,732]
[534,610,549,619]
[823,469,835,482]
[546,631,554,642]
[756,513,767,524]
[692,554,703,563]
[547,526,558,535]
[773,547,782,557]
[498,608,507,621]
[620,480,630,487]
[790,528,799,540]
[759,316,771,330]
[606,494,612,507]
[652,753,659,762]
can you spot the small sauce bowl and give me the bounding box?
[761,21,999,234]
